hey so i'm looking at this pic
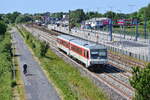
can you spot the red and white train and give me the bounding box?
[57,34,107,67]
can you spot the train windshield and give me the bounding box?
[90,49,107,59]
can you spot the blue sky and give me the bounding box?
[0,0,150,14]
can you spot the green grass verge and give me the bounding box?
[13,48,26,100]
[0,32,12,100]
[17,25,108,100]
[112,26,150,39]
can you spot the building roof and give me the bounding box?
[85,17,109,22]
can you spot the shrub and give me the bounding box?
[130,64,150,100]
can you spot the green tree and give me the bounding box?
[40,42,49,57]
[130,64,150,100]
[50,12,64,19]
[104,11,116,19]
[0,14,3,20]
[69,9,86,28]
[3,12,21,23]
[0,21,7,35]
[145,4,150,20]
[2,15,10,24]
[15,15,32,23]
[130,12,138,19]
[138,7,146,20]
[85,11,103,19]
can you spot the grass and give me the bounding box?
[17,25,108,100]
[12,47,26,100]
[0,32,12,100]
[40,50,107,100]
[0,26,26,100]
[101,25,150,39]
[112,26,150,39]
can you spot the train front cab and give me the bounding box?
[88,48,107,66]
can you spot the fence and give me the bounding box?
[48,25,150,62]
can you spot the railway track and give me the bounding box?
[30,24,145,68]
[103,64,132,86]
[40,30,133,86]
[40,35,134,99]
[23,25,135,100]
[31,24,146,69]
[34,25,133,75]
[108,52,145,68]
[108,60,132,77]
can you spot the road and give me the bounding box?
[11,27,60,100]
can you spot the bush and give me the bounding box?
[130,64,150,100]
[0,33,12,100]
[0,21,7,35]
[40,42,49,57]
[17,26,49,57]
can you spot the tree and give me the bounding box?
[0,14,3,20]
[145,4,150,20]
[15,15,32,23]
[40,42,49,57]
[69,9,86,28]
[85,11,103,19]
[104,11,116,19]
[138,7,146,20]
[130,64,150,100]
[50,12,64,19]
[3,12,21,23]
[130,12,138,19]
[0,21,7,35]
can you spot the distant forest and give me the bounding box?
[0,4,150,27]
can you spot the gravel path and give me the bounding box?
[12,27,60,100]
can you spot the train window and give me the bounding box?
[71,45,82,55]
[77,48,82,55]
[61,40,69,48]
[90,49,107,59]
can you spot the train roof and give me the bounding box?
[57,34,106,49]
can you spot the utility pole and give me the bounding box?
[144,18,147,39]
[108,6,113,42]
[135,19,139,41]
[109,19,113,41]
[68,10,71,33]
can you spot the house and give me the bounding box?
[83,17,110,29]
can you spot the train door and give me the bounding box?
[84,49,89,67]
